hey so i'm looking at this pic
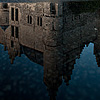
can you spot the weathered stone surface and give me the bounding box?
[0,2,99,65]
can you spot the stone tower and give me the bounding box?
[0,3,9,26]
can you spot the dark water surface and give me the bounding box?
[0,44,48,100]
[0,43,100,100]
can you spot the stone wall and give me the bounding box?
[0,2,99,54]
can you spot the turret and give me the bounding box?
[0,3,9,26]
[43,45,63,100]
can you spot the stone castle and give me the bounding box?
[0,2,100,100]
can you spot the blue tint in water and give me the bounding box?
[0,43,100,100]
[57,43,100,100]
[0,44,49,100]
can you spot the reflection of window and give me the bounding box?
[30,16,32,24]
[11,8,14,21]
[3,3,8,8]
[15,27,18,38]
[11,26,19,38]
[37,17,39,25]
[11,8,19,21]
[15,9,18,21]
[11,26,14,37]
[50,3,56,14]
[28,15,29,23]
[11,41,14,47]
[37,17,42,26]
[27,15,32,24]
[40,18,42,26]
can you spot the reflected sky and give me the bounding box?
[57,43,100,100]
[0,41,100,100]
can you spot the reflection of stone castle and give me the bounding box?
[0,3,9,30]
[0,2,99,100]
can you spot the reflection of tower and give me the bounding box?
[6,39,21,64]
[63,50,76,86]
[0,2,99,100]
[63,61,75,86]
[0,3,9,47]
[43,3,64,98]
[63,44,84,85]
[43,46,63,100]
[0,3,9,27]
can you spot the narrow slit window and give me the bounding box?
[11,8,14,21]
[15,27,18,38]
[37,17,39,25]
[15,9,18,21]
[11,26,14,37]
[30,16,32,24]
[40,17,42,26]
[28,15,29,23]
